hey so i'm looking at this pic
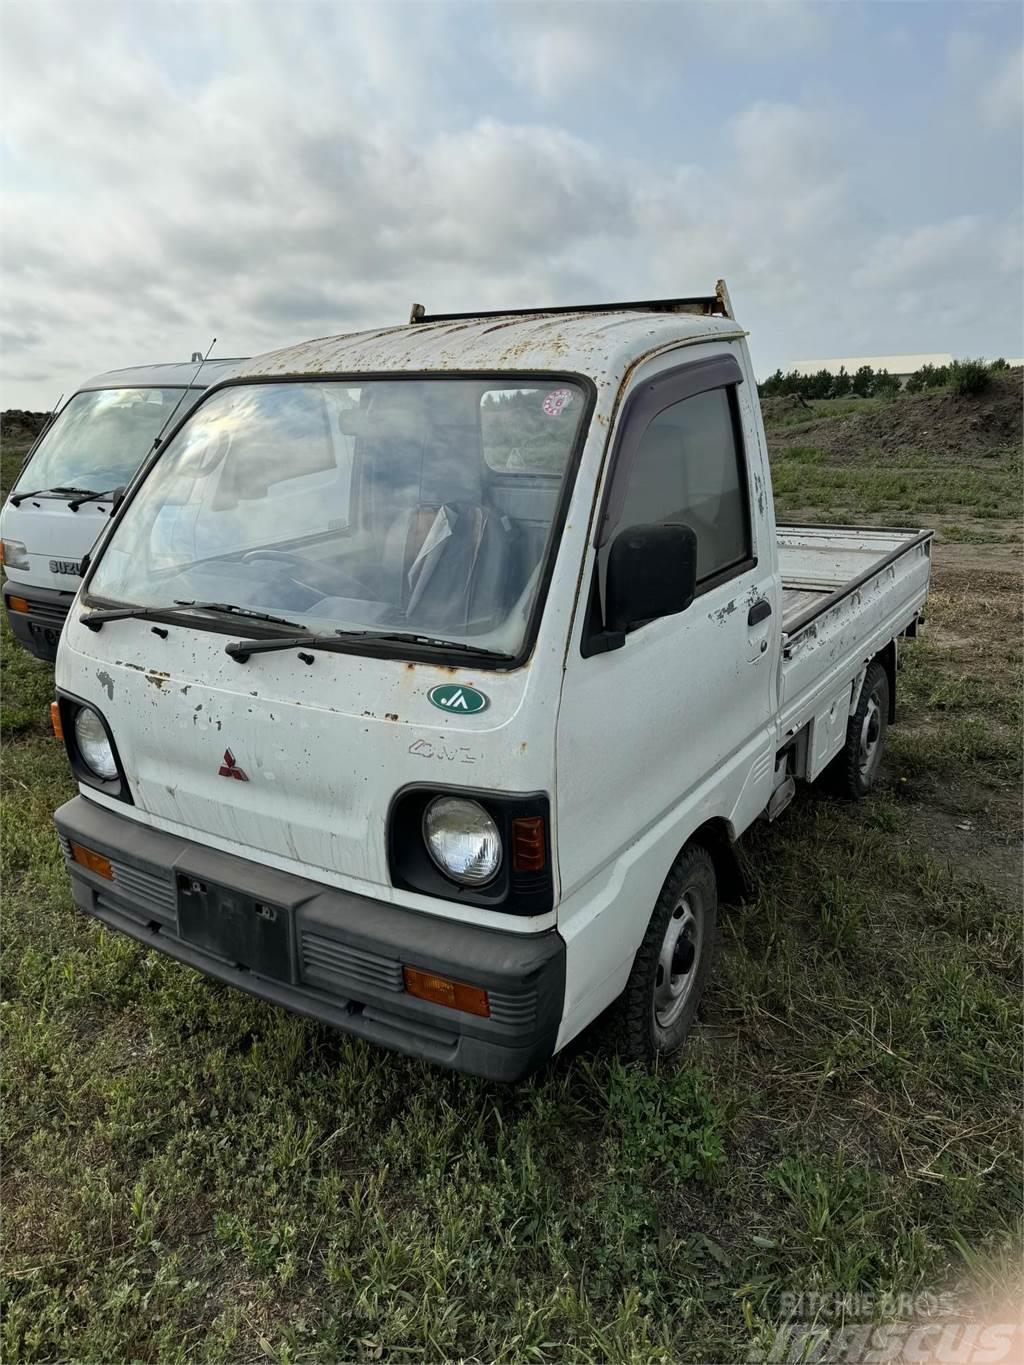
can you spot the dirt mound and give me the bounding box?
[769,368,1022,461]
[760,393,813,422]
[1,410,50,443]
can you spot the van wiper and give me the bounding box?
[81,600,306,632]
[67,485,125,512]
[225,628,513,664]
[9,485,97,507]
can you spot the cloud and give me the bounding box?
[0,0,1020,404]
[981,44,1024,130]
[493,1,830,101]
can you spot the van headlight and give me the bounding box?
[73,706,118,780]
[423,796,502,886]
[1,538,30,570]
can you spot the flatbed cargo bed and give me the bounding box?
[778,524,933,636]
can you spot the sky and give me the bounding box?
[1,0,1022,407]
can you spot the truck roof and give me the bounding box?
[231,301,744,389]
[79,357,248,392]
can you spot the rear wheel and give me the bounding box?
[611,844,718,1064]
[830,660,890,799]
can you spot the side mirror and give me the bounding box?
[605,522,698,634]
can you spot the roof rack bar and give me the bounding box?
[409,281,733,326]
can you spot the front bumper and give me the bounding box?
[3,580,74,661]
[54,797,565,1081]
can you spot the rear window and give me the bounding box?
[480,385,581,474]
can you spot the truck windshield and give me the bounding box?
[86,377,588,658]
[13,387,188,496]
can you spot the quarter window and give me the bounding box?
[612,386,751,585]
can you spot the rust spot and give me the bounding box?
[385,712,399,722]
[146,672,170,690]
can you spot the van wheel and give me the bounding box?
[831,660,890,799]
[613,844,717,1065]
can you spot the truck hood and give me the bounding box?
[57,613,556,907]
[1,497,112,591]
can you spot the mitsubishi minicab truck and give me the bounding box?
[2,358,244,660]
[51,285,932,1080]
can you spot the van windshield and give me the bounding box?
[87,377,588,658]
[14,387,189,495]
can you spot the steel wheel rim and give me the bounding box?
[859,692,883,779]
[654,891,703,1029]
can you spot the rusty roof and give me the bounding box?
[230,310,745,388]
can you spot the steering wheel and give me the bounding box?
[239,548,368,599]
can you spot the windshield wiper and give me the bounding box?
[9,485,97,507]
[225,628,513,664]
[81,600,306,632]
[67,485,125,512]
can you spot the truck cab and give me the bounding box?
[52,287,931,1080]
[2,358,244,660]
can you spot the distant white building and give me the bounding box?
[789,354,953,382]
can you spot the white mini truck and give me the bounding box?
[53,288,932,1080]
[2,359,243,660]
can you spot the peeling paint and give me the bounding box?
[96,669,114,700]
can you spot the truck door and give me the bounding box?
[555,345,777,993]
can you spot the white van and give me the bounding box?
[51,287,932,1080]
[2,359,244,660]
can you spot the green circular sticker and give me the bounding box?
[428,684,489,714]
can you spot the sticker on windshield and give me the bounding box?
[542,388,573,417]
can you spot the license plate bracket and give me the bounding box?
[177,874,295,982]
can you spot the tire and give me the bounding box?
[830,660,890,799]
[611,844,718,1065]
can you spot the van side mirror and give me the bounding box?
[605,522,698,635]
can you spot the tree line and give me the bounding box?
[758,358,1010,401]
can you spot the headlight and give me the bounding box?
[73,707,118,780]
[1,538,30,570]
[423,796,502,886]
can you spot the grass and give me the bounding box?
[2,420,1022,1361]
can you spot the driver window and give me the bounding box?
[612,386,751,586]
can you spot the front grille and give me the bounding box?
[487,989,539,1026]
[108,860,176,924]
[19,598,69,628]
[300,931,404,995]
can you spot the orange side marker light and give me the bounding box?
[403,965,490,1017]
[69,842,113,880]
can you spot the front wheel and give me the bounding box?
[829,660,890,799]
[611,844,718,1065]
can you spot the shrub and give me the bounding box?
[949,358,993,397]
[872,369,901,397]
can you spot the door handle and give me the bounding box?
[748,599,772,626]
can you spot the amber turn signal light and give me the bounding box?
[511,815,546,872]
[49,701,63,740]
[402,965,490,1017]
[7,596,30,613]
[69,841,114,880]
